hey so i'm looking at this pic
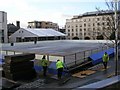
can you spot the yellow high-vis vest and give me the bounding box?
[56,61,64,69]
[102,54,109,62]
[41,59,48,66]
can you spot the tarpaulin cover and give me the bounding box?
[89,48,114,65]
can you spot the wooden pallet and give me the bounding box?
[72,70,96,78]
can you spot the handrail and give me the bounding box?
[75,75,120,89]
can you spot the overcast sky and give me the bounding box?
[0,0,111,28]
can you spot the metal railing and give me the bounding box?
[63,45,114,68]
[1,45,114,69]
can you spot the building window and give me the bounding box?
[97,18,100,21]
[103,27,106,30]
[106,17,110,21]
[72,33,74,36]
[97,28,100,31]
[68,29,70,32]
[84,28,86,31]
[102,22,105,25]
[88,28,91,31]
[84,23,86,27]
[107,22,109,26]
[76,29,78,32]
[72,29,74,32]
[97,23,100,26]
[68,33,70,36]
[88,19,90,21]
[102,17,105,21]
[68,25,70,28]
[88,33,90,35]
[97,32,100,35]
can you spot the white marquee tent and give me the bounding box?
[9,28,66,42]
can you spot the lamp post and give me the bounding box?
[114,0,119,76]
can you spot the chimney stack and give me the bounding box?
[16,21,20,29]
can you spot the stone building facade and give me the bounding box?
[65,11,119,40]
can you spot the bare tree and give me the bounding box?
[96,0,120,76]
[96,1,120,40]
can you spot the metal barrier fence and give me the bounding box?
[1,50,63,62]
[1,45,114,68]
[63,46,114,68]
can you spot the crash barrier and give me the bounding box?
[89,48,114,65]
[3,53,36,80]
[75,75,120,89]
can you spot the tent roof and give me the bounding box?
[10,28,66,38]
[22,28,66,37]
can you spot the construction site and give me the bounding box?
[0,40,120,89]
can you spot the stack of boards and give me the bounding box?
[3,53,36,80]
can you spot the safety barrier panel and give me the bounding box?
[89,48,114,65]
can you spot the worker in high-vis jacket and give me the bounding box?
[56,59,64,79]
[102,52,109,69]
[41,55,49,77]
